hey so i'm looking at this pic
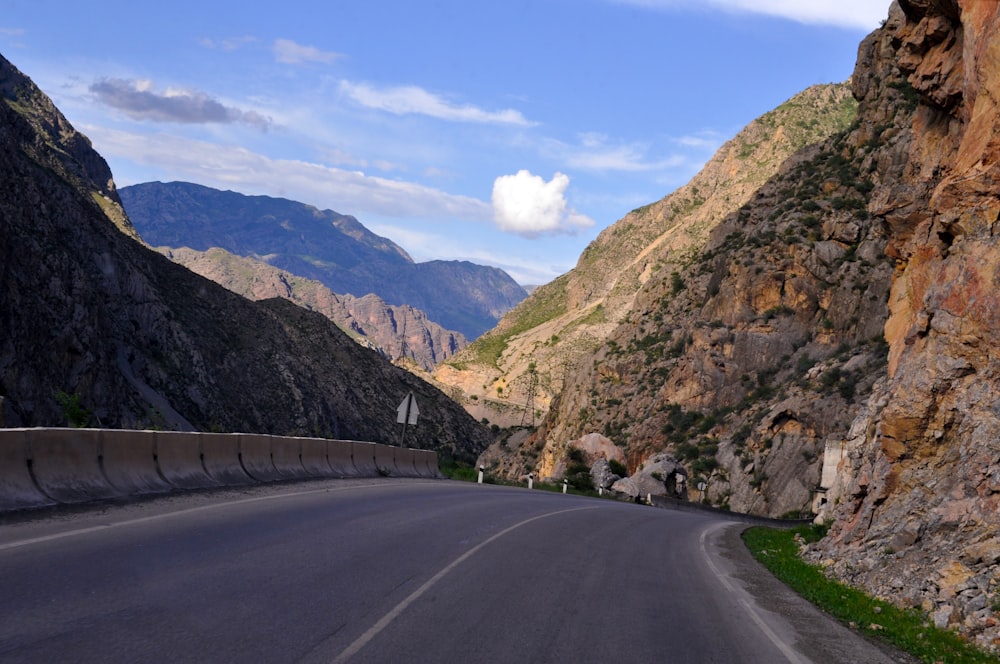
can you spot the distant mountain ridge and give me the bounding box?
[159,245,467,371]
[120,181,527,339]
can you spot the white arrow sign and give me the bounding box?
[396,391,419,425]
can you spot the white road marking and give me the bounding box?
[331,505,598,664]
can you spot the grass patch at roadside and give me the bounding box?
[743,525,997,664]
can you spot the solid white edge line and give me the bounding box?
[331,505,598,664]
[700,521,808,664]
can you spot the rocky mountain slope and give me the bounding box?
[432,83,858,429]
[478,0,1000,651]
[120,181,527,340]
[0,52,491,462]
[159,246,467,371]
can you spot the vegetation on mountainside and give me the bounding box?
[744,526,997,663]
[456,273,570,370]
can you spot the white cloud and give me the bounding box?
[612,0,887,30]
[339,80,535,126]
[200,35,258,52]
[85,126,492,221]
[491,170,594,238]
[273,38,341,65]
[538,133,708,173]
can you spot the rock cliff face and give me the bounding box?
[809,0,1000,650]
[121,181,527,340]
[0,53,491,462]
[433,83,858,429]
[159,246,467,371]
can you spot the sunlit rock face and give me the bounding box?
[812,0,1000,650]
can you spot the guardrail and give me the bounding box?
[0,428,443,513]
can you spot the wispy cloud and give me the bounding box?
[90,78,273,129]
[610,0,886,30]
[539,132,714,174]
[492,170,594,238]
[339,80,536,126]
[273,38,341,65]
[199,35,259,52]
[85,126,492,221]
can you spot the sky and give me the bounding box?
[0,0,888,286]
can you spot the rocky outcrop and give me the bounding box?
[808,0,1000,650]
[120,181,527,340]
[0,52,492,462]
[159,246,467,371]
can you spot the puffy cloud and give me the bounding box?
[339,80,535,126]
[89,78,272,129]
[273,38,341,65]
[492,170,594,238]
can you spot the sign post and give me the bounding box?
[396,391,419,447]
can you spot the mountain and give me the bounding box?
[119,181,527,340]
[159,246,467,371]
[432,82,858,429]
[471,0,1000,650]
[0,52,491,463]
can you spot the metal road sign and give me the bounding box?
[396,391,419,426]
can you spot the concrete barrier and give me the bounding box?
[374,443,397,476]
[100,429,173,495]
[299,437,332,477]
[413,449,440,479]
[0,427,446,513]
[327,439,359,477]
[351,441,379,477]
[239,434,284,482]
[201,433,254,486]
[154,431,220,490]
[393,448,420,477]
[29,428,121,503]
[0,429,56,510]
[271,436,306,478]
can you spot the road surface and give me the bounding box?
[0,479,913,663]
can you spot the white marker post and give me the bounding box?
[396,391,419,447]
[562,479,568,494]
[477,465,485,484]
[528,473,534,490]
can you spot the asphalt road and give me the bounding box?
[0,479,914,663]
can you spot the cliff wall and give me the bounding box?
[811,0,1000,649]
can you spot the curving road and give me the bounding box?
[0,479,913,663]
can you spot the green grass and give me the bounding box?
[743,525,998,663]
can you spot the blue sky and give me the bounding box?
[1,0,887,285]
